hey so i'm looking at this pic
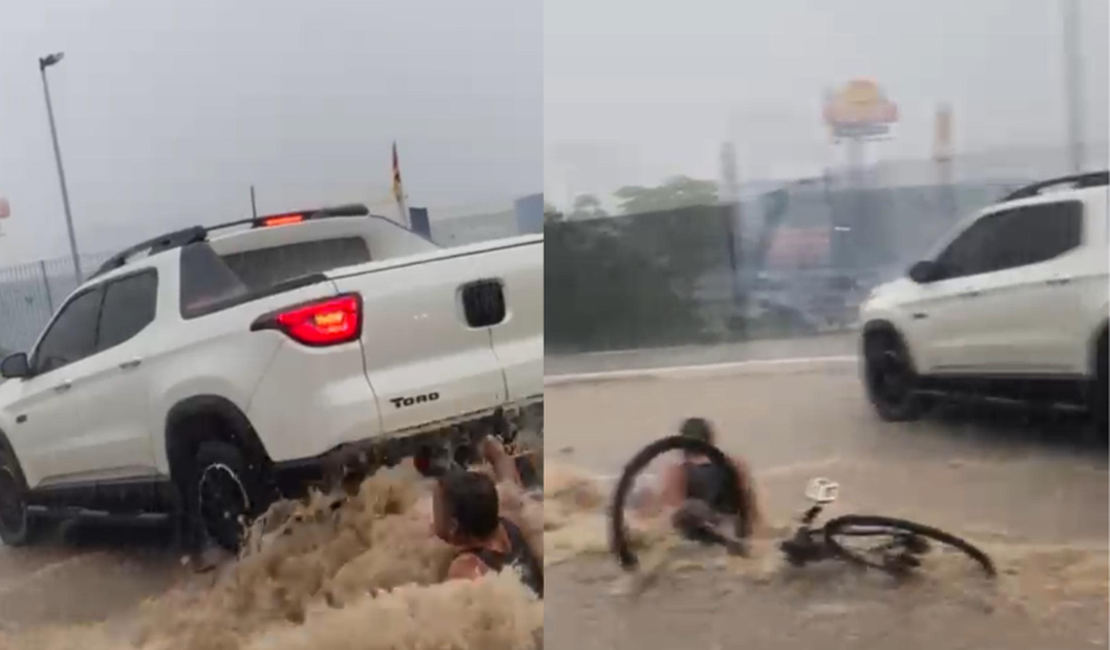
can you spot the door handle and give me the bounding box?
[958,290,980,298]
[119,358,143,370]
[1046,276,1072,286]
[54,380,72,393]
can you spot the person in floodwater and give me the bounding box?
[431,437,544,597]
[658,417,762,551]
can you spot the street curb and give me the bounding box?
[544,355,859,387]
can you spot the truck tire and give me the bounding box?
[190,441,265,552]
[863,329,926,422]
[1094,330,1108,435]
[0,448,32,546]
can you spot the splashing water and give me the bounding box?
[541,463,1108,611]
[0,467,543,650]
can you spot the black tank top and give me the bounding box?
[462,518,544,598]
[684,461,736,514]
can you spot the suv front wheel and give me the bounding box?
[0,449,32,546]
[863,330,927,422]
[1094,330,1107,434]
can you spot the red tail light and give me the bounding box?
[252,294,362,346]
[261,214,305,227]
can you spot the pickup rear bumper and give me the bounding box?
[272,425,466,495]
[270,405,542,495]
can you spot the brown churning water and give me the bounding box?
[0,467,543,650]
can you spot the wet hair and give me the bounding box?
[679,417,715,444]
[437,470,500,539]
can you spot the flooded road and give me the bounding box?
[0,469,543,649]
[543,360,1108,649]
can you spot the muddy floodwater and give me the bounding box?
[0,360,1105,649]
[543,361,1108,650]
[0,468,543,650]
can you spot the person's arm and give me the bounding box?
[659,460,687,509]
[729,454,761,532]
[478,436,522,487]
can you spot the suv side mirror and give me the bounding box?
[0,353,31,379]
[908,260,941,284]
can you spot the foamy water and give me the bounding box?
[0,468,543,650]
[541,463,1109,611]
[0,462,1102,649]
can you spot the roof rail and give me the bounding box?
[1001,171,1108,202]
[88,203,371,281]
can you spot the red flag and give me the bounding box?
[391,142,410,226]
[392,142,403,202]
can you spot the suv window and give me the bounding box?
[935,201,1083,279]
[34,288,103,374]
[98,271,158,351]
[220,238,371,292]
[989,201,1082,271]
[934,215,1003,279]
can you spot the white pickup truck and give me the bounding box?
[0,205,543,550]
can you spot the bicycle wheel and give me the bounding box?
[610,435,750,570]
[824,514,996,578]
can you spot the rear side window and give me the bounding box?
[180,243,251,319]
[935,200,1083,279]
[98,271,158,352]
[988,201,1082,271]
[34,288,103,374]
[220,238,371,292]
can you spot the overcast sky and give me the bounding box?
[545,0,1109,206]
[1,1,1106,262]
[0,0,541,264]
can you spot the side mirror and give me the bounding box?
[0,353,31,379]
[908,260,941,284]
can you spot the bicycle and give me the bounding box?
[609,435,996,579]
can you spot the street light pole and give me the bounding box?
[1062,0,1084,173]
[39,52,82,285]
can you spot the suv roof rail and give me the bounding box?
[1001,171,1109,202]
[90,203,371,280]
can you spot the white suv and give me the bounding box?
[859,172,1108,430]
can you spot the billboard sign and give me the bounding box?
[933,103,954,161]
[823,80,898,139]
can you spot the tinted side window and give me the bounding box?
[98,271,158,351]
[989,201,1082,272]
[220,238,371,292]
[180,243,251,319]
[935,215,1006,279]
[34,288,103,374]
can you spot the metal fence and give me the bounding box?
[545,180,1022,354]
[0,253,112,355]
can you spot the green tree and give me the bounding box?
[613,176,718,215]
[543,201,564,224]
[567,194,608,220]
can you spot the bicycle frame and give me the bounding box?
[779,503,839,567]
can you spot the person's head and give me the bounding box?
[432,469,500,545]
[679,417,716,457]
